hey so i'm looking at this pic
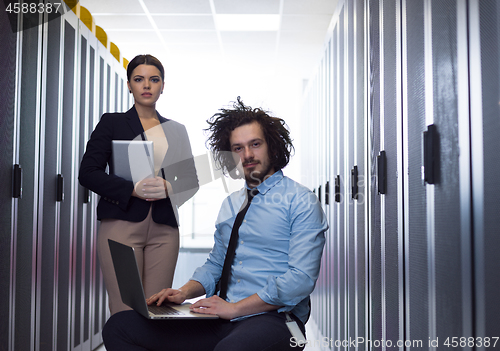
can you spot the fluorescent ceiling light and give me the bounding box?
[216,14,280,31]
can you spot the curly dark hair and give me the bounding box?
[205,97,294,177]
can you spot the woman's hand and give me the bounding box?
[132,176,170,201]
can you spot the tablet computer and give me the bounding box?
[112,140,155,183]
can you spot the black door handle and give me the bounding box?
[56,174,64,202]
[423,124,438,185]
[12,164,22,198]
[377,151,386,194]
[351,166,359,199]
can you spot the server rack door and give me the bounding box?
[87,36,100,350]
[91,44,115,349]
[73,19,94,351]
[114,71,119,112]
[75,30,87,351]
[89,43,105,351]
[0,3,19,350]
[329,21,339,345]
[430,0,473,345]
[13,11,43,351]
[308,79,320,326]
[330,10,346,346]
[119,76,126,112]
[380,0,404,348]
[325,35,333,342]
[341,7,348,347]
[368,0,383,346]
[317,56,327,339]
[330,17,341,346]
[37,10,63,351]
[352,0,368,348]
[402,0,430,348]
[470,0,500,345]
[345,1,358,348]
[77,22,101,351]
[58,12,79,351]
[91,52,105,350]
[354,0,368,348]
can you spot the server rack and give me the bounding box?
[0,3,129,350]
[470,1,500,348]
[303,0,499,350]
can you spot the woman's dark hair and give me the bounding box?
[126,54,165,82]
[205,97,294,177]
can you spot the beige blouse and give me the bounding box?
[144,124,168,176]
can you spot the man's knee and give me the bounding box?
[102,310,138,349]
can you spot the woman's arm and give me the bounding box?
[79,114,135,210]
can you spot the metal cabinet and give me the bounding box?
[0,5,129,350]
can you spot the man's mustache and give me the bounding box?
[242,159,260,167]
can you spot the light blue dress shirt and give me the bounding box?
[190,170,328,324]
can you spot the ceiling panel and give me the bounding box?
[160,31,219,45]
[165,43,222,56]
[282,0,338,15]
[279,30,328,48]
[80,0,143,13]
[213,0,280,14]
[79,0,337,81]
[220,31,277,45]
[104,30,158,45]
[152,15,215,30]
[92,14,152,30]
[143,0,212,14]
[280,14,334,31]
[119,44,169,61]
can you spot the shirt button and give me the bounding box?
[243,219,247,223]
[240,240,244,245]
[231,300,235,303]
[239,261,242,265]
[237,279,241,283]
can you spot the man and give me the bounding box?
[102,97,328,351]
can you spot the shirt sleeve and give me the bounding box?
[189,232,224,296]
[256,190,328,311]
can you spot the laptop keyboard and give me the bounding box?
[148,304,184,316]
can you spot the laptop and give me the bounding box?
[112,140,155,183]
[108,239,218,319]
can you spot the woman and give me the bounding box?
[79,54,199,315]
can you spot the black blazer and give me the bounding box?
[79,106,199,226]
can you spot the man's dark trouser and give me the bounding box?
[102,310,306,351]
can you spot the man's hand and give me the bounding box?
[147,281,206,307]
[190,293,280,320]
[132,176,170,201]
[147,288,186,306]
[189,295,238,320]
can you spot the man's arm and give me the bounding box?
[190,293,280,320]
[256,189,328,313]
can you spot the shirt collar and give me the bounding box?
[245,170,284,195]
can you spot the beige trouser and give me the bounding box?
[97,207,179,315]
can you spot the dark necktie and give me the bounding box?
[218,189,257,300]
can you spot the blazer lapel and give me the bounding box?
[157,113,175,173]
[125,105,145,139]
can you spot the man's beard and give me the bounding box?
[244,161,273,187]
